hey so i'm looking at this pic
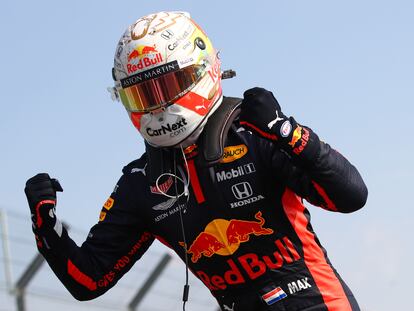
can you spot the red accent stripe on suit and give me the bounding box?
[67,259,97,291]
[282,188,352,311]
[187,159,205,204]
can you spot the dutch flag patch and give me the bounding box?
[262,287,287,305]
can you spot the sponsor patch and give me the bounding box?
[161,29,174,40]
[262,287,287,305]
[99,211,107,222]
[146,118,187,137]
[121,61,180,88]
[195,236,301,291]
[230,195,265,208]
[180,211,273,263]
[221,144,248,163]
[267,110,284,130]
[287,277,312,294]
[150,176,173,195]
[289,125,302,147]
[179,57,194,67]
[131,163,147,175]
[103,198,114,210]
[127,45,163,73]
[231,182,253,199]
[280,120,292,137]
[216,163,255,182]
[152,198,177,211]
[154,202,187,222]
[208,60,221,82]
[167,24,193,51]
[293,128,310,155]
[230,182,265,208]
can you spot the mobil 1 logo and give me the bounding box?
[216,163,256,182]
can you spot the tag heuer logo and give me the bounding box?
[150,177,173,195]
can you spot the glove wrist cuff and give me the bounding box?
[34,218,65,252]
[34,200,56,228]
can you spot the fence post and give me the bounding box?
[0,209,13,293]
[128,253,172,311]
[15,252,45,311]
[13,221,70,311]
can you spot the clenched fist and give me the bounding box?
[24,173,63,230]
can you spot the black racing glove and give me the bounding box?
[240,87,321,166]
[25,173,64,249]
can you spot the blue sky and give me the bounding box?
[1,1,413,310]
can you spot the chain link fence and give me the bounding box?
[0,209,218,311]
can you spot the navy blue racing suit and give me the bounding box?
[34,118,367,311]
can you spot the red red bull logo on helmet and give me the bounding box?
[180,212,273,264]
[127,45,163,73]
[208,60,221,82]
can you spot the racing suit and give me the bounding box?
[32,119,368,311]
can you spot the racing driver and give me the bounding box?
[24,11,368,311]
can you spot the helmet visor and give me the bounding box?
[118,63,206,113]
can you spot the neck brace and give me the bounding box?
[145,96,242,184]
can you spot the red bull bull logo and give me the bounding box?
[127,45,163,73]
[226,212,273,244]
[289,125,303,147]
[180,212,273,263]
[293,127,310,155]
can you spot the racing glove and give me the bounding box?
[24,173,64,249]
[239,87,321,166]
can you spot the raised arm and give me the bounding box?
[24,173,154,300]
[240,87,368,212]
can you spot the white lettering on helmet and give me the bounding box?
[146,118,188,137]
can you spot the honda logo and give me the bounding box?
[231,182,253,200]
[161,30,174,40]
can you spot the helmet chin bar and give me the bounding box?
[145,94,224,149]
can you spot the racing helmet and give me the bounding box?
[110,11,223,147]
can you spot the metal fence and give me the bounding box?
[0,209,219,311]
